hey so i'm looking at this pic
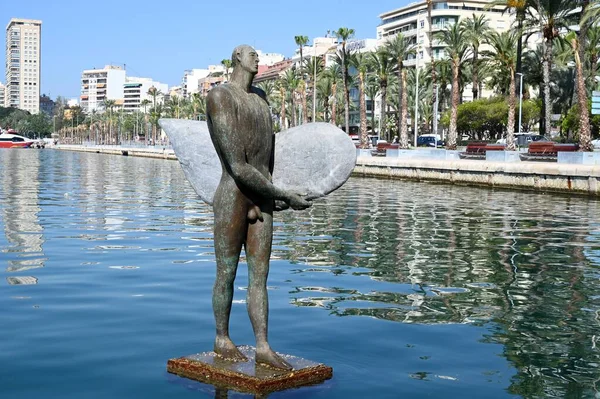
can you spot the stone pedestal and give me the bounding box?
[167,346,333,395]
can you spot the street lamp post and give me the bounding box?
[517,72,524,135]
[433,84,439,147]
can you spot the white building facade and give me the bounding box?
[0,82,5,107]
[5,18,42,114]
[80,65,126,113]
[123,77,168,113]
[377,0,514,101]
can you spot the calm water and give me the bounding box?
[1,150,600,399]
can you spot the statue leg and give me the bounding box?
[245,203,292,370]
[213,188,247,361]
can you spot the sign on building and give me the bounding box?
[593,91,600,116]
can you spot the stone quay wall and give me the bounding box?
[355,156,600,196]
[55,145,600,196]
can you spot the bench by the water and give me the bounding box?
[459,143,505,160]
[520,142,579,162]
[372,142,400,156]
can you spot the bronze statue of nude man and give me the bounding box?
[206,45,312,370]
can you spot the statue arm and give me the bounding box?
[207,89,288,202]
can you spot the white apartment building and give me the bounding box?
[123,77,168,113]
[80,65,126,113]
[0,82,5,107]
[377,0,513,101]
[5,18,42,114]
[256,50,285,66]
[181,69,211,98]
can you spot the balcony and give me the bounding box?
[431,22,455,31]
[403,59,417,67]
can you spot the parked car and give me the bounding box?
[417,134,445,147]
[496,133,549,146]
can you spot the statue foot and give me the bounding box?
[255,345,293,370]
[214,336,248,362]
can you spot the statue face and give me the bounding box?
[238,47,259,74]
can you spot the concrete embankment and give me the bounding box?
[56,144,177,160]
[355,156,600,196]
[55,145,600,196]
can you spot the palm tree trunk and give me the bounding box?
[400,70,409,149]
[574,40,592,151]
[472,48,479,100]
[280,87,286,129]
[448,61,460,150]
[301,83,308,124]
[380,84,387,141]
[506,69,517,151]
[516,15,524,95]
[542,41,553,137]
[331,82,337,125]
[291,92,297,127]
[397,64,403,139]
[359,73,368,149]
[343,48,350,134]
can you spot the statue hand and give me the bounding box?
[274,200,290,211]
[285,193,312,211]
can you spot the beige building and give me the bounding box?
[5,18,42,113]
[377,0,513,101]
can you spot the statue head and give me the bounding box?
[231,45,259,75]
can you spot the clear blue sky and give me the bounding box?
[2,0,410,100]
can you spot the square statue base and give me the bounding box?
[167,346,333,395]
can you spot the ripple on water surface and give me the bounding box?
[0,150,599,398]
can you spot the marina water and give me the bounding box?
[1,150,599,398]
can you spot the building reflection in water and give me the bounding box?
[0,150,45,279]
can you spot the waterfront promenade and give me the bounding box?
[55,144,600,196]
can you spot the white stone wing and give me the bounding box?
[273,122,357,200]
[159,119,221,205]
[160,119,356,206]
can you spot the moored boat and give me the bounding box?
[0,130,35,148]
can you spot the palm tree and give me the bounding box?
[221,59,232,81]
[281,69,299,127]
[189,93,206,120]
[385,33,415,148]
[275,79,287,129]
[304,56,324,122]
[365,76,380,137]
[462,14,491,100]
[426,0,436,112]
[488,0,534,93]
[147,86,162,145]
[486,31,519,151]
[437,23,471,150]
[257,80,276,104]
[527,0,572,136]
[335,27,355,134]
[102,99,116,145]
[294,35,309,124]
[350,53,370,148]
[565,29,592,151]
[369,48,393,141]
[324,64,342,125]
[317,77,333,123]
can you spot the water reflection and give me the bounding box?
[1,150,600,397]
[274,180,600,397]
[0,150,45,275]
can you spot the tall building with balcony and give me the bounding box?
[378,1,512,88]
[123,77,168,113]
[80,65,126,113]
[0,82,5,107]
[5,18,42,114]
